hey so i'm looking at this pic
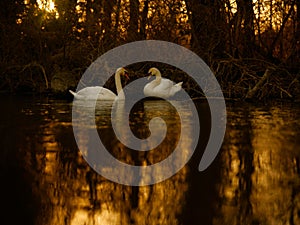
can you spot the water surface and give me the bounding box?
[0,96,300,225]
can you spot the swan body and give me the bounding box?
[143,68,183,98]
[69,68,127,100]
[69,87,117,100]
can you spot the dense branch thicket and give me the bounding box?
[0,0,299,100]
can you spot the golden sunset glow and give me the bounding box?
[225,0,293,33]
[36,0,59,18]
[37,0,55,12]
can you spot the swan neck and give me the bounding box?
[155,71,162,83]
[115,71,123,95]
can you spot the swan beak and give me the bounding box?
[123,71,129,80]
[147,72,153,80]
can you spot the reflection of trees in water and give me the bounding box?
[214,105,254,225]
[102,100,181,166]
[20,99,192,225]
[7,98,300,225]
[214,103,300,225]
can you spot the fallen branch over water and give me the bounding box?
[245,68,273,100]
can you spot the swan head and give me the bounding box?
[116,67,129,79]
[148,67,161,80]
[148,67,161,77]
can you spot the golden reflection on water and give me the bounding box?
[23,99,193,225]
[214,103,300,225]
[7,98,300,225]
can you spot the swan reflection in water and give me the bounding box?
[72,98,197,181]
[68,99,196,224]
[10,97,300,225]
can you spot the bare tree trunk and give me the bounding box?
[113,0,121,36]
[297,0,300,55]
[140,0,149,39]
[268,0,296,59]
[234,0,255,58]
[85,0,96,40]
[233,0,243,57]
[287,0,300,69]
[128,0,140,41]
[243,0,255,57]
[185,0,204,52]
[103,0,114,46]
[185,0,225,60]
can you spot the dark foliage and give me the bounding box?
[0,0,299,100]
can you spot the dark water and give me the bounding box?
[1,96,300,225]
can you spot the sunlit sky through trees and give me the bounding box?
[13,0,298,68]
[36,0,56,12]
[22,0,294,35]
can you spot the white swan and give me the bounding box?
[69,68,128,100]
[143,67,183,98]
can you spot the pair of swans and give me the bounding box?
[69,67,183,100]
